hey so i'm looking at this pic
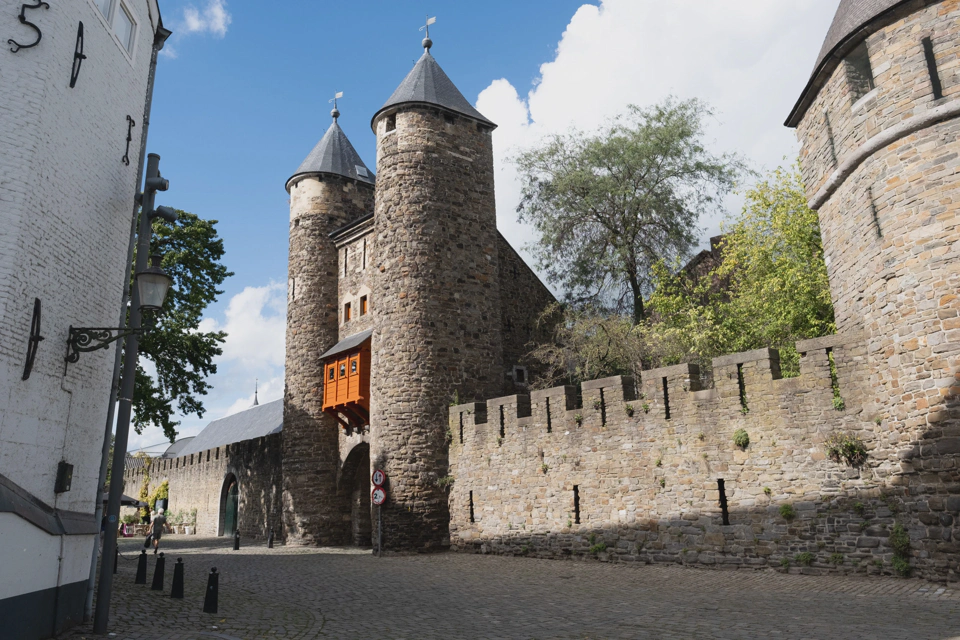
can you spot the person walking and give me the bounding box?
[151,508,167,554]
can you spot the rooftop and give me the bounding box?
[287,116,375,191]
[177,399,283,457]
[372,46,494,130]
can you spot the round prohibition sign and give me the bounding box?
[372,486,387,506]
[372,469,386,486]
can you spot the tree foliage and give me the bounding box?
[131,210,232,441]
[514,98,742,324]
[525,164,835,387]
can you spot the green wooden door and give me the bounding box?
[225,483,239,536]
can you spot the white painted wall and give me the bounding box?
[0,0,163,602]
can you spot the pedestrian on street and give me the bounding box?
[151,508,167,554]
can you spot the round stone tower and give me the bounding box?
[369,38,504,550]
[283,107,375,545]
[788,0,960,552]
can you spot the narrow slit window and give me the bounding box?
[737,363,747,412]
[844,41,875,102]
[499,405,505,441]
[360,296,368,316]
[469,491,475,523]
[662,377,671,420]
[599,389,606,426]
[362,238,367,269]
[459,412,464,444]
[343,248,348,276]
[922,37,944,100]
[573,485,581,524]
[545,397,552,434]
[343,302,351,322]
[718,479,730,525]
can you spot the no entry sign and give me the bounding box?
[372,486,387,506]
[372,469,386,486]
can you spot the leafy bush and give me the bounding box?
[892,555,911,577]
[889,523,910,556]
[830,553,844,566]
[733,429,750,449]
[436,476,455,491]
[853,502,865,517]
[825,433,868,466]
[779,503,796,521]
[589,542,608,554]
[795,552,814,567]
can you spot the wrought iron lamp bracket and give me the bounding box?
[65,326,139,364]
[8,1,49,53]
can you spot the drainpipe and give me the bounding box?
[82,19,172,623]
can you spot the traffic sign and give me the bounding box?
[372,486,387,506]
[372,469,386,486]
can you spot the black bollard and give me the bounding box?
[170,558,184,599]
[134,549,147,584]
[150,552,165,591]
[267,528,274,549]
[113,545,118,574]
[202,567,218,614]
[233,530,240,551]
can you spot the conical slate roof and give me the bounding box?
[372,49,495,130]
[286,117,375,191]
[785,0,936,126]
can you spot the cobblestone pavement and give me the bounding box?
[59,536,960,640]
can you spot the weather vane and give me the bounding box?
[329,91,343,120]
[420,15,436,50]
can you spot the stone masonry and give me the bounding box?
[284,173,374,546]
[370,104,504,551]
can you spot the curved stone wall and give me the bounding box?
[371,106,503,550]
[283,174,373,545]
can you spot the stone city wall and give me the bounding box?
[123,434,283,541]
[449,334,960,581]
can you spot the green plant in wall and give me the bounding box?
[436,475,455,492]
[574,413,583,425]
[659,477,666,488]
[148,479,169,512]
[698,432,705,442]
[889,522,911,577]
[763,486,772,496]
[541,463,549,474]
[655,457,662,467]
[795,552,814,567]
[779,503,796,521]
[625,403,635,417]
[830,553,844,566]
[853,501,865,517]
[780,558,790,569]
[873,415,882,425]
[642,402,650,414]
[827,350,845,411]
[593,399,602,410]
[733,429,750,450]
[824,432,868,467]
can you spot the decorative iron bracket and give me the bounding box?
[65,326,138,364]
[8,1,49,53]
[69,21,85,88]
[122,115,135,165]
[22,298,44,380]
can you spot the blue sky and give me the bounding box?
[130,0,840,453]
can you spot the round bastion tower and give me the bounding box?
[788,0,960,523]
[370,36,504,551]
[283,105,375,545]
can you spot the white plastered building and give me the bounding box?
[0,1,167,636]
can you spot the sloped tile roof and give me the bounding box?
[287,119,374,190]
[177,399,282,456]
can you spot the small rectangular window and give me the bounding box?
[360,296,368,316]
[469,491,475,523]
[844,41,875,102]
[573,485,581,524]
[922,37,944,100]
[96,0,114,18]
[385,114,396,132]
[328,366,335,381]
[344,302,351,322]
[114,2,136,53]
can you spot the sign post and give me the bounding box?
[372,469,387,557]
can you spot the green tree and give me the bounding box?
[514,98,742,324]
[132,210,232,441]
[645,164,835,376]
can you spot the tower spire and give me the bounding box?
[253,379,259,406]
[419,15,436,51]
[329,91,343,122]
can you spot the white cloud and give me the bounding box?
[126,283,286,453]
[182,0,232,37]
[478,0,839,256]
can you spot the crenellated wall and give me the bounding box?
[449,334,960,581]
[123,435,283,541]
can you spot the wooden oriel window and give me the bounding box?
[322,340,371,431]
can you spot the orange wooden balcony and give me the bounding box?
[320,330,371,432]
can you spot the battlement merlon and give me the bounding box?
[449,332,866,441]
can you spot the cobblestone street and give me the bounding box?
[54,536,960,640]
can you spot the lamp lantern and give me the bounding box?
[136,254,172,312]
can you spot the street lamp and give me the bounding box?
[136,255,173,311]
